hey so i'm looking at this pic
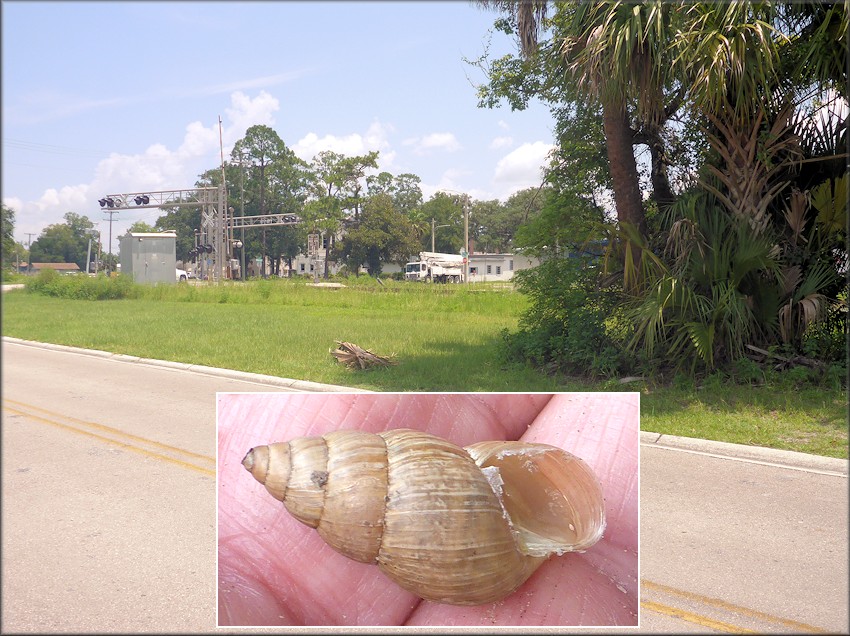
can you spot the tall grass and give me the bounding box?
[5,276,571,392]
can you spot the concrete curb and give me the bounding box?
[640,430,848,475]
[2,336,369,393]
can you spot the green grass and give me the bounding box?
[3,277,847,458]
[2,278,575,392]
[640,382,847,459]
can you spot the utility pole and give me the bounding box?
[103,209,118,272]
[463,196,469,284]
[24,233,35,274]
[234,150,249,280]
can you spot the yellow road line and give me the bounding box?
[3,402,215,477]
[4,398,214,464]
[642,579,827,633]
[641,600,755,633]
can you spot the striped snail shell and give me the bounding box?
[242,428,605,606]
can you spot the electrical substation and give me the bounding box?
[97,185,301,282]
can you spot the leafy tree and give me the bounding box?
[478,1,848,376]
[265,144,312,276]
[366,171,424,214]
[309,150,379,218]
[2,204,16,268]
[418,192,464,253]
[304,150,379,277]
[334,193,419,276]
[127,221,156,234]
[232,125,301,277]
[477,2,677,239]
[29,212,96,270]
[155,203,202,263]
[473,188,548,253]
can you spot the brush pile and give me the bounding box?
[331,341,397,369]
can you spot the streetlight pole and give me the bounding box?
[239,151,247,280]
[431,218,450,253]
[434,189,471,283]
[463,197,469,284]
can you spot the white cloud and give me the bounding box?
[492,141,555,197]
[199,71,310,97]
[292,119,394,168]
[420,132,461,154]
[403,132,461,155]
[489,136,513,150]
[497,120,510,131]
[223,90,279,139]
[7,91,284,247]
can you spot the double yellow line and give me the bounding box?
[640,579,828,633]
[3,398,216,477]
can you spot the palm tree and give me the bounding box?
[477,1,681,269]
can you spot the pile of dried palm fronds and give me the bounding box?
[331,341,397,370]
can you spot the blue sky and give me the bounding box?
[2,1,557,252]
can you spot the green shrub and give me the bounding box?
[25,271,141,300]
[501,256,635,378]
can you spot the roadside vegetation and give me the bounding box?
[3,273,847,459]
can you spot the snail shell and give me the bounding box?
[242,429,605,605]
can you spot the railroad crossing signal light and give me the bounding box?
[133,195,150,205]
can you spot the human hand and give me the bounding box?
[217,392,638,626]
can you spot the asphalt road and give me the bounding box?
[1,337,354,633]
[2,336,847,632]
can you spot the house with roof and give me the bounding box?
[28,263,81,275]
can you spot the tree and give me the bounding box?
[29,212,95,270]
[366,171,424,214]
[417,192,464,253]
[334,193,419,276]
[304,150,379,277]
[472,188,548,253]
[232,125,293,277]
[264,142,312,277]
[2,204,16,268]
[155,203,202,263]
[478,2,673,237]
[128,221,156,234]
[479,1,848,375]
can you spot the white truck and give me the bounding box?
[405,251,464,283]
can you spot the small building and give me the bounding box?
[119,232,177,284]
[468,253,539,282]
[29,262,81,275]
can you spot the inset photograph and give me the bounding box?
[217,392,639,627]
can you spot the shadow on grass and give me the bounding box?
[324,338,585,393]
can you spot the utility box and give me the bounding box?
[119,232,177,284]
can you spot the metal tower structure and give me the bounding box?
[98,186,228,281]
[98,186,303,281]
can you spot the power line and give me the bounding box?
[3,137,108,159]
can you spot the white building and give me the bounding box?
[468,252,539,282]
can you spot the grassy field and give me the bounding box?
[2,277,847,458]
